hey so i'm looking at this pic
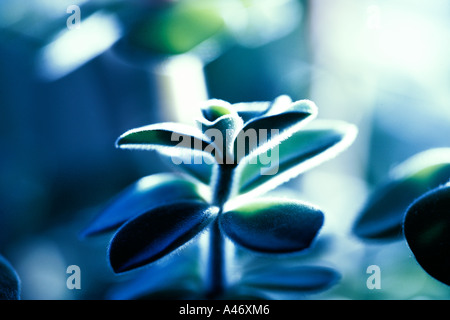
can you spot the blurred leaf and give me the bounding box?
[240,265,340,294]
[219,198,324,253]
[116,122,216,161]
[354,148,450,240]
[127,1,225,55]
[108,242,203,300]
[235,120,358,199]
[37,10,123,81]
[124,288,202,300]
[108,201,218,273]
[219,287,269,300]
[404,184,450,286]
[232,99,318,163]
[0,255,20,300]
[81,173,208,237]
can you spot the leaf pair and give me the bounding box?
[116,95,318,167]
[83,176,324,273]
[116,96,357,202]
[353,148,450,286]
[108,234,338,300]
[110,259,340,300]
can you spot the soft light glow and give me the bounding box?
[372,7,447,76]
[37,11,122,81]
[154,54,208,124]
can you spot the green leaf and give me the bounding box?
[127,1,225,55]
[116,122,215,161]
[232,99,318,163]
[234,120,358,200]
[200,99,233,122]
[197,103,244,164]
[219,198,324,253]
[404,184,450,286]
[354,148,450,240]
[108,201,218,273]
[0,255,20,300]
[81,173,209,237]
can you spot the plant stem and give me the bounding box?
[212,164,236,208]
[206,164,236,299]
[206,217,226,299]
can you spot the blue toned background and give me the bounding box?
[1,0,450,299]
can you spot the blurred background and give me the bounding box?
[1,0,450,299]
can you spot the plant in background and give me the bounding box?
[82,95,358,299]
[353,148,450,287]
[3,0,303,81]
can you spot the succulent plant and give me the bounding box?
[82,95,358,298]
